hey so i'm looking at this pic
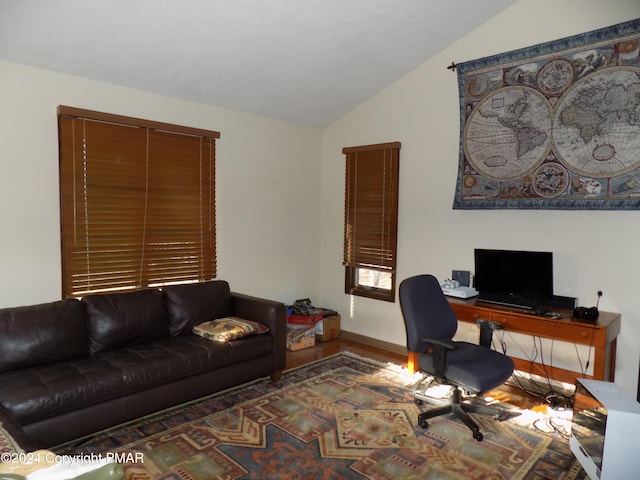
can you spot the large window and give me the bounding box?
[343,142,400,302]
[58,106,219,298]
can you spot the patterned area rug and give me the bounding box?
[56,352,586,479]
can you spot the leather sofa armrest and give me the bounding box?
[0,403,35,453]
[230,292,287,376]
[230,292,285,330]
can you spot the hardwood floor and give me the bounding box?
[285,336,407,371]
[285,336,544,410]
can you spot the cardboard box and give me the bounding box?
[315,315,340,342]
[286,323,316,351]
[286,312,323,325]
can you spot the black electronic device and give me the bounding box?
[573,291,602,323]
[473,249,553,309]
[452,270,471,287]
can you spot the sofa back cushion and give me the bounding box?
[163,280,232,336]
[83,289,169,354]
[0,299,88,373]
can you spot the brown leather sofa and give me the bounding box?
[0,280,286,449]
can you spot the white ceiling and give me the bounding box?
[0,0,517,127]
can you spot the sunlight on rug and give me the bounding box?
[56,352,586,480]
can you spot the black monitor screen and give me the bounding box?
[474,249,553,299]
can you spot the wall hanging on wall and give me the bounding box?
[453,18,640,210]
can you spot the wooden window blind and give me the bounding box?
[58,106,220,298]
[343,142,400,301]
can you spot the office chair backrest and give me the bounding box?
[399,274,458,352]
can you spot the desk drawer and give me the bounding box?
[489,311,595,344]
[554,323,595,344]
[450,304,490,323]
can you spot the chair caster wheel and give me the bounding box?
[418,418,429,429]
[472,429,483,441]
[414,399,423,406]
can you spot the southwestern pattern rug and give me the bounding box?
[56,353,586,479]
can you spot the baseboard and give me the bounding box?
[340,330,408,356]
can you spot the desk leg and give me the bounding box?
[407,351,418,375]
[593,337,617,382]
[608,338,617,382]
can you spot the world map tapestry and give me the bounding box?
[454,18,640,210]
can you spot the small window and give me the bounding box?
[343,142,400,302]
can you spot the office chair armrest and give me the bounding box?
[475,318,503,348]
[420,336,457,351]
[421,336,457,381]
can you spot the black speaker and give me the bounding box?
[573,306,599,322]
[546,295,577,309]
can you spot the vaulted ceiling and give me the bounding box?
[0,0,518,126]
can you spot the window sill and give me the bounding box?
[348,286,395,303]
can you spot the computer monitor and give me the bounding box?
[473,249,553,300]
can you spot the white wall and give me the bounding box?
[0,60,322,307]
[319,0,640,398]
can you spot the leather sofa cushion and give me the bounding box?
[0,403,35,452]
[1,333,272,424]
[83,289,169,354]
[164,280,232,336]
[0,299,88,373]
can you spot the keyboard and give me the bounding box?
[477,293,538,310]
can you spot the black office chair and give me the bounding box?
[399,274,515,441]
